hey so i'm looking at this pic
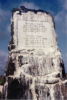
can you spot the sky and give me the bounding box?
[0,0,67,74]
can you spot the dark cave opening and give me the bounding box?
[60,60,66,78]
[6,58,16,76]
[7,78,31,99]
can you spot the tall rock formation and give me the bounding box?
[3,6,67,100]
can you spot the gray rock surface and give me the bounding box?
[2,6,67,100]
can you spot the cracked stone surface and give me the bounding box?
[2,6,67,100]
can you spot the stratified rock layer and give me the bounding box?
[2,6,67,100]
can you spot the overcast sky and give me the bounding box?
[0,0,67,74]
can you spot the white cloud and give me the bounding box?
[0,8,10,36]
[63,0,67,10]
[0,50,8,65]
[59,0,67,9]
[0,9,9,22]
[0,50,8,58]
[0,9,5,22]
[55,10,67,34]
[20,2,39,10]
[55,0,67,35]
[7,24,11,33]
[63,53,67,72]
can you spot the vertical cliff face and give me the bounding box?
[8,6,64,77]
[3,6,67,100]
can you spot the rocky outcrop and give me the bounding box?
[1,6,67,100]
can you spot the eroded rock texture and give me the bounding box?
[3,6,67,100]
